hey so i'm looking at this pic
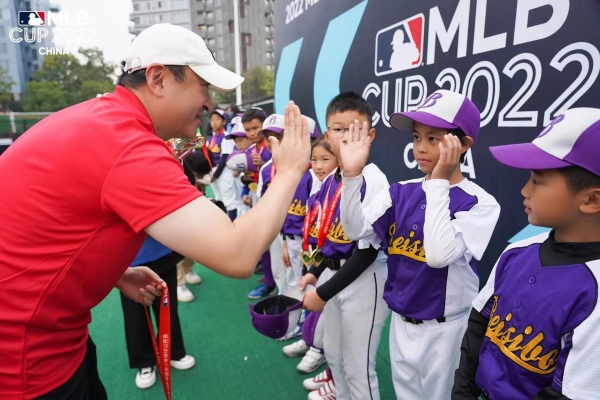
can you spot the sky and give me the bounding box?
[53,0,134,65]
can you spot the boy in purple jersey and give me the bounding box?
[453,108,600,400]
[339,89,500,400]
[281,116,320,289]
[208,108,238,219]
[282,136,339,379]
[299,92,390,400]
[247,114,287,299]
[250,114,320,299]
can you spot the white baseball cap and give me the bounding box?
[304,116,319,138]
[123,23,244,92]
[226,122,247,139]
[262,114,285,135]
[390,89,481,143]
[490,108,600,177]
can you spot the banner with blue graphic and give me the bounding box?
[274,0,600,282]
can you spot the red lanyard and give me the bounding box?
[316,177,343,249]
[144,282,172,400]
[303,197,321,251]
[270,164,276,182]
[253,140,266,156]
[209,131,223,150]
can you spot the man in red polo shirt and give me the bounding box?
[0,23,311,399]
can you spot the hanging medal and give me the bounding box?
[301,197,320,267]
[311,177,343,267]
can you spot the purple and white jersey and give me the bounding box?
[473,233,600,400]
[208,131,227,164]
[260,145,272,163]
[258,159,274,198]
[282,169,321,237]
[361,178,499,319]
[316,164,388,260]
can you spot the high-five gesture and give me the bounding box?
[271,101,311,177]
[339,120,372,178]
[431,134,463,181]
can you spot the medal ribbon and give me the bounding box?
[316,177,343,250]
[302,196,321,252]
[144,282,172,400]
[209,130,224,151]
[252,141,267,183]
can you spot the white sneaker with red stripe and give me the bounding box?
[308,379,336,400]
[303,368,333,391]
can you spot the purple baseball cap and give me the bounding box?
[489,108,600,176]
[249,284,315,340]
[261,114,285,135]
[225,122,246,139]
[301,310,322,348]
[389,89,481,143]
[210,108,226,119]
[226,148,258,173]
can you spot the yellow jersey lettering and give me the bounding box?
[387,225,426,262]
[326,217,352,244]
[485,296,558,375]
[288,199,307,217]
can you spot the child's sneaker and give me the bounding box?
[297,347,326,374]
[308,379,336,400]
[135,366,156,389]
[303,368,333,391]
[170,355,196,370]
[283,339,309,357]
[177,285,194,302]
[247,283,276,299]
[185,271,202,285]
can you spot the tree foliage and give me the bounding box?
[210,67,275,107]
[22,47,116,112]
[0,67,15,111]
[22,81,68,112]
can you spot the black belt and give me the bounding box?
[322,257,341,270]
[400,315,446,324]
[283,234,300,240]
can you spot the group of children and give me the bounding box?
[202,90,600,400]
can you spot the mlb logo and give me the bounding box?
[374,14,424,76]
[163,297,168,307]
[19,11,46,26]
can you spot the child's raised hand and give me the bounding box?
[339,120,371,178]
[431,134,463,181]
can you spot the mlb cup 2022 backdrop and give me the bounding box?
[274,0,600,282]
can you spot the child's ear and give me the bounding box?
[580,188,600,215]
[368,128,376,143]
[461,136,474,155]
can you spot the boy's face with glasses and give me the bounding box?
[325,111,374,158]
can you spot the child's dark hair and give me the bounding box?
[184,149,215,177]
[557,166,600,193]
[325,92,373,129]
[242,108,267,124]
[448,128,470,164]
[311,135,334,156]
